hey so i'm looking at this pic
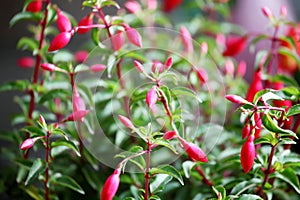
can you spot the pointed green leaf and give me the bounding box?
[276,168,300,194]
[150,174,172,194]
[287,104,300,117]
[52,175,85,194]
[51,140,81,157]
[152,139,178,154]
[25,159,46,185]
[150,165,183,185]
[182,161,196,178]
[239,194,263,200]
[39,89,70,104]
[9,12,43,27]
[0,80,30,92]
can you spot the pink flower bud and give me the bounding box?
[195,68,208,84]
[216,34,225,46]
[162,0,183,12]
[118,115,134,129]
[280,5,287,17]
[125,27,142,47]
[178,137,208,162]
[254,112,262,139]
[180,26,193,53]
[146,86,158,109]
[261,6,273,18]
[20,138,35,150]
[240,135,255,173]
[124,0,141,13]
[74,50,89,63]
[39,114,46,126]
[245,68,263,102]
[236,60,247,77]
[90,64,106,73]
[67,110,89,122]
[26,0,42,13]
[147,0,157,10]
[224,59,234,76]
[73,88,86,113]
[200,42,208,56]
[17,57,35,68]
[242,124,251,139]
[222,35,247,57]
[54,122,59,129]
[163,131,176,140]
[164,57,173,70]
[100,168,121,200]
[134,60,144,73]
[56,9,72,32]
[41,63,58,72]
[225,94,248,104]
[111,31,124,51]
[48,32,72,52]
[152,61,164,73]
[77,14,94,34]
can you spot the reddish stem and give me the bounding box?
[44,130,51,200]
[195,166,213,187]
[144,140,151,200]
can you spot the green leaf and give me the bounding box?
[254,132,277,146]
[238,194,263,200]
[287,104,300,116]
[25,159,46,185]
[171,87,202,103]
[53,51,74,63]
[262,113,297,138]
[250,35,269,52]
[276,168,300,194]
[150,165,184,185]
[182,161,196,178]
[101,0,120,9]
[39,89,70,104]
[212,185,226,199]
[152,139,178,154]
[20,185,43,200]
[253,90,282,104]
[278,47,300,66]
[0,80,30,92]
[254,50,268,69]
[269,75,298,87]
[21,126,46,137]
[17,37,39,51]
[150,174,172,194]
[51,174,85,194]
[51,140,81,157]
[9,12,43,27]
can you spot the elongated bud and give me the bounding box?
[146,86,158,109]
[67,110,89,122]
[90,64,106,73]
[20,138,35,150]
[236,60,247,77]
[261,6,273,18]
[245,68,263,102]
[26,0,42,13]
[200,42,208,56]
[195,68,208,84]
[77,14,94,34]
[242,124,251,139]
[222,35,247,57]
[56,9,72,32]
[163,131,176,140]
[280,5,287,18]
[164,57,173,70]
[224,59,234,76]
[111,31,124,51]
[225,94,249,104]
[48,32,72,52]
[124,0,141,13]
[147,0,157,10]
[152,61,164,73]
[75,50,88,63]
[41,63,59,72]
[17,57,35,68]
[180,26,193,53]
[125,26,142,47]
[162,0,183,12]
[100,168,121,200]
[73,88,86,112]
[134,60,144,73]
[254,112,262,139]
[39,114,46,127]
[240,135,255,173]
[178,137,208,162]
[118,115,134,129]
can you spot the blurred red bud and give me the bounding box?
[48,32,72,52]
[20,138,35,150]
[90,64,106,73]
[180,26,193,53]
[222,35,247,57]
[17,57,35,68]
[56,9,72,32]
[26,0,42,13]
[111,31,124,51]
[240,135,255,173]
[77,14,94,34]
[162,0,182,12]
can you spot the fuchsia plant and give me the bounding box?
[1,0,300,200]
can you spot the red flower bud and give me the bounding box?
[164,56,173,70]
[253,112,262,139]
[178,137,208,162]
[180,26,193,53]
[73,88,86,112]
[134,60,144,73]
[56,9,72,32]
[48,32,72,52]
[111,31,124,51]
[41,63,59,72]
[77,14,94,34]
[222,35,247,57]
[245,68,263,102]
[236,60,247,77]
[17,57,35,68]
[261,6,273,18]
[225,94,248,104]
[152,61,164,73]
[39,114,46,126]
[101,168,121,200]
[67,110,89,122]
[20,138,35,150]
[146,86,158,110]
[195,68,208,84]
[163,131,176,140]
[118,115,134,129]
[147,0,157,10]
[26,0,42,13]
[240,135,255,173]
[125,27,142,48]
[74,50,89,63]
[242,124,251,139]
[124,0,141,13]
[90,64,106,73]
[162,0,182,12]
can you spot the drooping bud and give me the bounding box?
[222,35,247,57]
[17,57,35,68]
[67,110,89,122]
[178,137,208,162]
[162,0,183,12]
[118,115,135,129]
[236,60,247,77]
[124,0,141,13]
[111,31,124,51]
[224,59,234,76]
[90,64,106,73]
[195,68,208,84]
[100,168,121,200]
[125,26,142,48]
[74,50,89,63]
[73,88,86,112]
[26,0,42,13]
[48,32,72,52]
[163,131,176,140]
[77,14,94,34]
[180,26,193,53]
[56,9,72,32]
[240,135,255,173]
[225,94,249,104]
[40,63,59,72]
[147,0,157,10]
[253,112,262,139]
[242,124,251,139]
[133,60,144,73]
[146,86,158,110]
[245,68,263,102]
[261,6,273,18]
[20,138,35,150]
[164,56,173,70]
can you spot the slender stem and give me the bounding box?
[144,140,151,200]
[195,166,213,186]
[44,130,51,200]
